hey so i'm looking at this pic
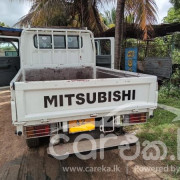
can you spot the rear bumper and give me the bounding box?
[47,133,138,159]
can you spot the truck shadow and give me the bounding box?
[0,144,164,180]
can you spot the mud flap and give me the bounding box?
[47,133,138,158]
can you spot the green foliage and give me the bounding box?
[158,67,180,109]
[159,71,180,102]
[126,38,138,47]
[171,33,180,64]
[163,7,180,23]
[137,108,179,167]
[108,24,115,28]
[172,49,180,64]
[17,0,109,35]
[0,21,9,27]
[0,22,5,27]
[125,14,135,24]
[102,7,116,27]
[146,34,180,61]
[102,8,135,27]
[147,37,171,57]
[125,32,180,64]
[1,46,15,51]
[125,27,180,64]
[172,68,180,80]
[159,82,180,99]
[125,36,171,61]
[125,39,148,61]
[170,0,180,10]
[136,83,180,169]
[159,96,180,109]
[0,42,16,57]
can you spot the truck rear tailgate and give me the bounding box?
[13,76,157,124]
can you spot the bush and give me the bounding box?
[172,49,180,64]
[159,73,180,99]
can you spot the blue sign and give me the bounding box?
[125,48,138,72]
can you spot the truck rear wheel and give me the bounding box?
[115,127,125,135]
[26,138,40,148]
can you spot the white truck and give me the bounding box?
[10,28,158,156]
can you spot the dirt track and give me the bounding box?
[0,89,169,180]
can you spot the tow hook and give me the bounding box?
[15,130,22,136]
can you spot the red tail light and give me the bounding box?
[123,113,147,124]
[34,125,50,136]
[130,113,146,123]
[26,125,50,138]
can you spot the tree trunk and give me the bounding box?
[114,0,126,70]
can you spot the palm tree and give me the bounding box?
[15,0,157,70]
[115,0,126,70]
[17,0,109,35]
[114,0,158,69]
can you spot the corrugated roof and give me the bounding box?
[96,23,180,39]
[0,26,22,37]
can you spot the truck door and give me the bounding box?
[0,37,20,87]
[95,38,114,69]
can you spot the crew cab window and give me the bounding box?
[0,41,19,57]
[34,35,52,49]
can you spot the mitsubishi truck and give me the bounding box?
[9,28,158,157]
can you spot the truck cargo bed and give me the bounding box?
[11,66,157,126]
[17,66,146,82]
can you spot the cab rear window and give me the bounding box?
[34,35,52,49]
[54,36,66,49]
[68,36,80,49]
[34,35,83,49]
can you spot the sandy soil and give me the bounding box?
[0,89,172,180]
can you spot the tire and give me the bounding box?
[115,127,125,135]
[26,138,40,148]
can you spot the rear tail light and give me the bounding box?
[123,113,147,124]
[26,126,34,138]
[34,125,50,136]
[26,124,50,138]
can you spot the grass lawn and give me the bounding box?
[137,109,178,160]
[159,96,180,109]
[133,95,180,176]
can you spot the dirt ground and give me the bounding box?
[0,89,172,180]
